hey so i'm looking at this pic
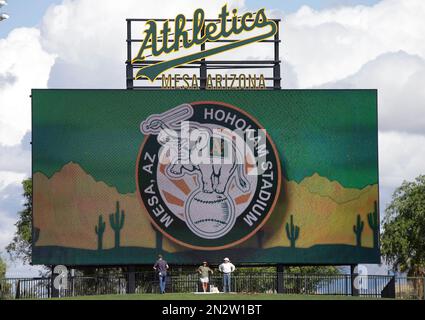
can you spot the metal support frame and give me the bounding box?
[276,264,284,293]
[69,268,75,297]
[350,264,359,296]
[15,280,21,299]
[200,25,207,90]
[126,20,134,90]
[50,265,59,298]
[126,265,136,294]
[125,18,281,90]
[273,20,281,89]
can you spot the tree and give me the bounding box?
[0,255,11,299]
[381,175,425,277]
[285,266,340,276]
[6,178,32,263]
[0,255,6,278]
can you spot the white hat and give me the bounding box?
[224,257,230,261]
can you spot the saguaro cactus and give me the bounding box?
[95,215,106,250]
[353,214,364,247]
[110,201,125,248]
[285,215,300,248]
[367,201,379,248]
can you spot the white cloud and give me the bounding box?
[0,131,31,174]
[319,51,425,134]
[0,28,39,264]
[41,0,245,88]
[0,172,25,193]
[379,131,425,189]
[0,208,16,252]
[0,28,56,146]
[283,0,425,87]
[0,177,24,256]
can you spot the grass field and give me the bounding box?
[58,293,378,300]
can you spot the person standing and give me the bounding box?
[198,261,213,293]
[153,254,169,294]
[219,257,235,293]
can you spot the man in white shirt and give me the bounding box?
[218,257,235,293]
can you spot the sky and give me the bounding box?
[0,0,381,38]
[1,0,425,277]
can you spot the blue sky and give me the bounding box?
[247,0,379,11]
[0,0,59,38]
[0,0,380,39]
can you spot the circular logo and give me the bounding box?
[136,101,281,250]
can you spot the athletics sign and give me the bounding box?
[32,89,379,266]
[132,5,277,81]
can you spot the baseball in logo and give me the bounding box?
[136,101,281,250]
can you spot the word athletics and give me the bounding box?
[132,5,277,82]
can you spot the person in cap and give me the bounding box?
[218,257,235,293]
[198,261,213,293]
[153,254,169,294]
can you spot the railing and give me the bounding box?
[0,277,51,299]
[396,277,425,300]
[1,272,424,300]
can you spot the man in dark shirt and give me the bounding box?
[153,254,169,294]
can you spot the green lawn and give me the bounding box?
[58,293,378,300]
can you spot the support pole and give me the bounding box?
[50,265,59,298]
[126,20,134,90]
[200,25,207,90]
[70,268,75,297]
[277,264,284,294]
[273,20,281,90]
[350,265,359,296]
[15,280,21,299]
[127,265,136,294]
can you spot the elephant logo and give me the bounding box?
[136,101,281,249]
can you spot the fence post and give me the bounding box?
[126,266,136,294]
[422,277,425,300]
[277,264,284,294]
[344,274,348,295]
[70,269,75,297]
[15,280,21,299]
[350,265,359,296]
[50,265,59,298]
